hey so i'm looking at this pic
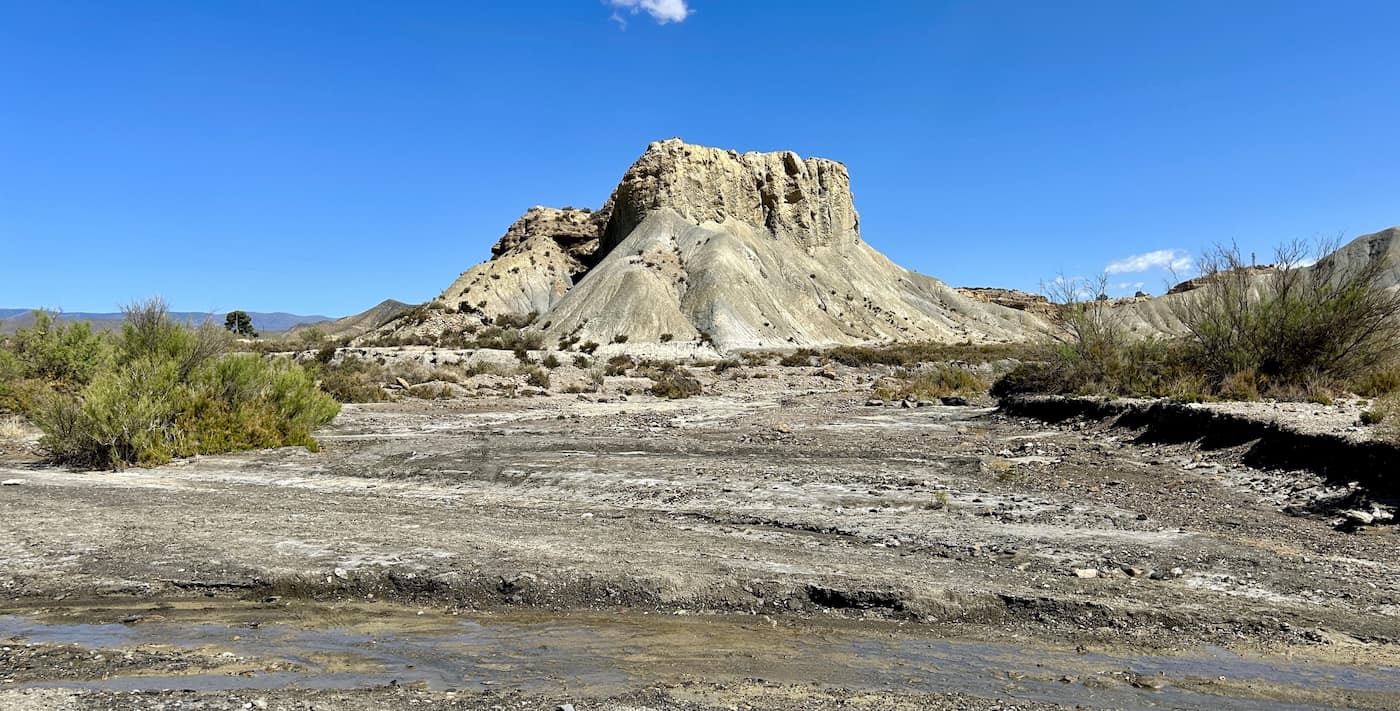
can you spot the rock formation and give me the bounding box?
[954,288,1061,319]
[369,138,1057,350]
[434,206,612,319]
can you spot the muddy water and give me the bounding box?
[2,602,1396,710]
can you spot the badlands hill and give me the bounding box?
[287,299,415,341]
[1105,226,1400,335]
[369,139,1047,351]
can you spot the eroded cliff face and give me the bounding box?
[599,138,861,255]
[372,139,1049,350]
[432,206,611,320]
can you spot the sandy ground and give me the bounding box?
[2,370,1399,709]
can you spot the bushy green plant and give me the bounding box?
[33,299,340,469]
[873,365,988,401]
[779,349,818,367]
[1366,393,1400,443]
[604,355,634,376]
[1175,241,1400,395]
[523,366,551,388]
[315,357,389,403]
[826,342,1035,368]
[8,311,109,387]
[0,348,23,410]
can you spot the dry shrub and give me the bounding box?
[995,242,1400,402]
[318,357,389,403]
[1175,240,1400,396]
[1362,393,1400,443]
[522,366,551,388]
[651,370,702,399]
[873,365,987,401]
[0,415,28,441]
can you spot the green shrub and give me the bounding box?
[7,311,109,388]
[659,333,674,343]
[1367,393,1400,442]
[741,352,772,366]
[542,354,561,369]
[604,355,634,377]
[779,349,818,367]
[494,312,538,329]
[33,300,340,469]
[1351,365,1400,397]
[827,342,1034,368]
[873,365,987,401]
[611,334,629,344]
[579,341,600,354]
[523,366,551,388]
[1175,242,1400,395]
[0,349,22,410]
[317,357,390,403]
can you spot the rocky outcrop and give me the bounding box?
[433,206,611,320]
[955,288,1061,319]
[369,139,1054,350]
[1166,265,1281,295]
[599,139,860,254]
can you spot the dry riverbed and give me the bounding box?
[2,375,1399,709]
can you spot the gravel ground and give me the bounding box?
[2,365,1398,709]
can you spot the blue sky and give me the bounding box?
[3,1,1398,316]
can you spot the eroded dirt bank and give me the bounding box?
[3,382,1399,709]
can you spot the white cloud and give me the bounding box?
[607,0,691,26]
[1104,249,1193,275]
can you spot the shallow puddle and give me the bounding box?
[2,602,1396,710]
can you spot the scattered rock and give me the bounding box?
[0,479,22,486]
[940,396,970,406]
[333,567,348,580]
[1072,568,1099,579]
[865,399,884,407]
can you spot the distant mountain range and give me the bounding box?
[0,309,334,334]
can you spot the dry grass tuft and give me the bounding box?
[0,415,31,441]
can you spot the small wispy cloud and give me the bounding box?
[1105,249,1193,275]
[607,0,692,27]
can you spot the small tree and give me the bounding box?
[224,310,257,338]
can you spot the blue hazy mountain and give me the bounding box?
[0,309,333,333]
